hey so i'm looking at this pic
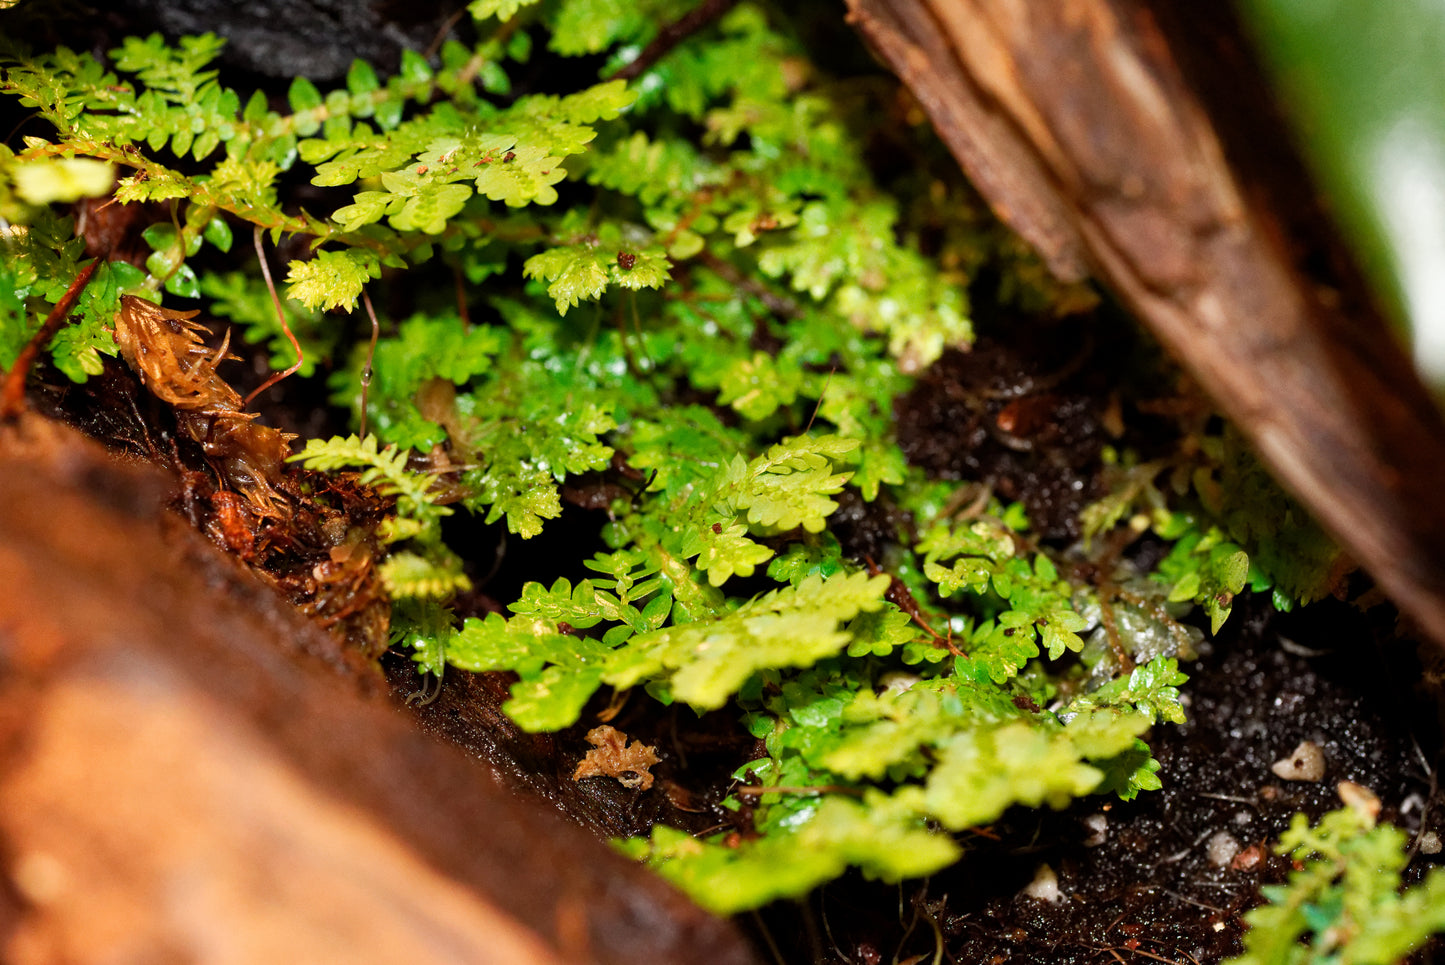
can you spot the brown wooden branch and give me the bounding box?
[847,0,1445,645]
[0,414,759,965]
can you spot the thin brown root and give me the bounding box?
[735,785,865,798]
[242,226,304,408]
[359,288,382,438]
[751,911,788,965]
[819,890,855,965]
[596,687,631,724]
[405,668,444,708]
[942,482,992,523]
[453,266,471,326]
[209,324,234,369]
[804,366,836,435]
[1126,946,1194,965]
[628,292,654,373]
[1097,591,1135,673]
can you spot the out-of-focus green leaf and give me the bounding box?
[1239,0,1445,389]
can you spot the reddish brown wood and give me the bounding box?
[0,414,758,965]
[848,0,1445,645]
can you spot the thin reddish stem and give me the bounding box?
[1,259,99,420]
[243,226,304,409]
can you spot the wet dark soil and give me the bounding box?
[382,651,763,842]
[894,311,1176,541]
[748,596,1444,965]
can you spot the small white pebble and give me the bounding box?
[1270,740,1326,782]
[1206,831,1242,868]
[878,672,920,696]
[1022,863,1062,903]
[1081,813,1108,847]
[1421,831,1442,855]
[1337,781,1381,819]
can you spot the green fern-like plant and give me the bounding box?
[289,434,469,599]
[0,0,1373,926]
[1228,787,1445,965]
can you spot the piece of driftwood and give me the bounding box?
[847,0,1445,645]
[0,413,758,965]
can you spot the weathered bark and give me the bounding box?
[848,0,1445,645]
[0,413,758,965]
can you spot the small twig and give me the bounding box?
[608,0,741,82]
[1,259,99,420]
[243,226,304,408]
[358,288,382,438]
[1089,944,1191,965]
[1194,792,1258,806]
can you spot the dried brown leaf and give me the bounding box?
[572,725,661,791]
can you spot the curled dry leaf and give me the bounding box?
[572,725,662,791]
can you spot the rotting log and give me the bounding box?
[847,0,1445,645]
[0,413,759,965]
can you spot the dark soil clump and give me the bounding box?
[894,316,1116,540]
